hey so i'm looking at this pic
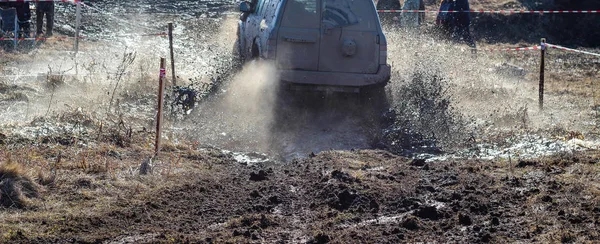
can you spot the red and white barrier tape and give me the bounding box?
[0,0,80,3]
[480,45,541,52]
[377,9,600,14]
[0,71,135,79]
[139,32,168,37]
[0,32,166,41]
[0,36,82,41]
[546,43,600,57]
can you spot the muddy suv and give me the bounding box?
[235,0,391,92]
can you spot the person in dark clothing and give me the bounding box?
[436,0,475,48]
[451,0,475,48]
[36,1,55,37]
[376,0,402,27]
[10,2,32,38]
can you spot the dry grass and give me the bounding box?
[0,138,199,241]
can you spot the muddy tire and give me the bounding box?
[360,84,389,113]
[251,42,260,60]
[232,38,243,68]
[359,84,390,147]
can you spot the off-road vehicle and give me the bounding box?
[235,0,391,93]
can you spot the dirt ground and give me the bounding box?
[0,138,598,243]
[1,0,600,243]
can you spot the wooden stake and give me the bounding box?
[155,58,166,156]
[168,23,176,86]
[539,38,546,111]
[74,1,82,55]
[74,1,82,75]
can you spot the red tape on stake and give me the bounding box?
[377,9,600,14]
[159,68,166,78]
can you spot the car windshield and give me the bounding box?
[322,0,359,28]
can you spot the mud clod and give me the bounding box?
[516,160,537,168]
[249,190,261,198]
[541,195,552,203]
[491,217,500,226]
[267,195,281,205]
[75,178,95,189]
[480,232,492,243]
[310,233,330,244]
[415,206,440,220]
[458,212,473,226]
[410,159,426,167]
[249,170,268,181]
[333,189,357,211]
[331,170,358,183]
[401,216,420,230]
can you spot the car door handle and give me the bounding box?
[283,36,316,43]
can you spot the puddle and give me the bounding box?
[222,150,273,165]
[425,135,600,162]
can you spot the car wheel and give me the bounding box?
[232,38,243,68]
[360,84,390,117]
[251,42,260,60]
[359,84,391,148]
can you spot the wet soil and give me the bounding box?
[0,142,598,243]
[1,0,600,243]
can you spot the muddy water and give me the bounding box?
[1,1,599,162]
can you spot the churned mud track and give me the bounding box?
[2,143,597,243]
[1,1,600,243]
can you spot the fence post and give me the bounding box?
[155,58,166,156]
[74,0,82,55]
[539,38,546,111]
[168,23,176,86]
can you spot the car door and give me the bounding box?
[319,0,380,74]
[240,0,265,58]
[276,0,321,71]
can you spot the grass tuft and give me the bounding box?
[0,162,41,209]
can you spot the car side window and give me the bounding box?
[281,0,319,28]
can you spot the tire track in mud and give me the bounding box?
[24,150,598,243]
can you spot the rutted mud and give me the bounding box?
[0,0,599,243]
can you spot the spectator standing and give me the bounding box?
[11,2,32,38]
[36,1,55,37]
[400,0,425,28]
[452,0,475,48]
[376,0,402,27]
[436,0,475,48]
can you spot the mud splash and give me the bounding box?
[1,0,599,163]
[382,29,600,159]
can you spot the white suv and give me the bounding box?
[235,0,391,92]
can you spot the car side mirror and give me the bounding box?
[239,1,252,13]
